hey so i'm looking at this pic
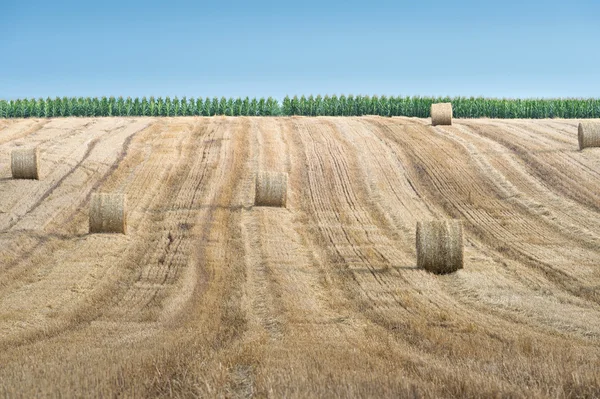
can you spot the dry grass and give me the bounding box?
[11,147,39,179]
[0,117,599,398]
[578,122,600,150]
[89,193,127,234]
[431,102,453,126]
[416,220,463,274]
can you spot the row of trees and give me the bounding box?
[0,96,280,118]
[284,96,600,118]
[1,95,599,119]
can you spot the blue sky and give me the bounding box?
[1,0,599,100]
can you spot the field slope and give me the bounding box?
[0,117,599,398]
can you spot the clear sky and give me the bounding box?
[1,0,599,100]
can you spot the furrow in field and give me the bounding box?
[0,119,155,346]
[288,117,432,330]
[465,119,600,212]
[0,119,50,146]
[0,120,15,132]
[0,117,599,398]
[0,117,255,397]
[283,117,591,397]
[451,120,600,281]
[0,118,150,280]
[375,119,597,274]
[0,118,139,232]
[241,117,363,342]
[312,119,507,324]
[449,121,600,249]
[103,119,231,320]
[0,121,154,343]
[240,118,287,341]
[333,117,600,395]
[365,117,600,337]
[232,117,434,397]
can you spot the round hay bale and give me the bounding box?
[89,193,127,234]
[578,122,600,150]
[11,148,40,180]
[416,220,463,274]
[255,171,288,207]
[431,103,453,126]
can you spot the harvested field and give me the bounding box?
[0,116,599,398]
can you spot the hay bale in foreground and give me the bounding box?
[89,193,127,234]
[255,171,288,207]
[416,220,463,274]
[578,122,600,150]
[11,148,40,180]
[431,103,453,126]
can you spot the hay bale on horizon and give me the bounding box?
[11,148,40,180]
[89,193,127,234]
[431,103,453,126]
[578,122,600,150]
[255,171,288,207]
[416,220,463,274]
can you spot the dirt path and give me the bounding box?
[0,117,598,398]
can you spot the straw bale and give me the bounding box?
[89,193,127,234]
[431,103,453,126]
[416,220,463,274]
[11,148,39,179]
[255,171,288,207]
[578,122,600,150]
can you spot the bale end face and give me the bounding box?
[431,103,453,126]
[89,193,127,234]
[416,220,463,274]
[11,148,40,180]
[578,122,600,150]
[255,171,288,207]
